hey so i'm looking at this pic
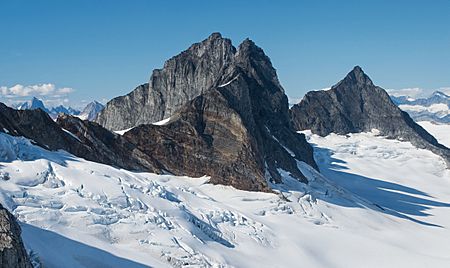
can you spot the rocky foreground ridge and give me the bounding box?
[0,103,161,173]
[0,203,32,268]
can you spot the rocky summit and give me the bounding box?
[95,33,237,131]
[290,66,450,166]
[0,203,32,268]
[124,38,317,191]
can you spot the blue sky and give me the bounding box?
[1,0,449,108]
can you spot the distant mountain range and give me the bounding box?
[390,91,450,123]
[13,97,104,121]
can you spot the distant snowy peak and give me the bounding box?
[16,97,48,112]
[78,101,104,121]
[391,90,450,106]
[431,90,450,99]
[51,105,81,116]
[15,97,81,119]
[390,91,450,123]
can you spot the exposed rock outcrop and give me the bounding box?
[0,102,81,151]
[124,38,317,191]
[290,66,450,166]
[96,33,236,131]
[0,103,160,173]
[0,203,32,268]
[57,115,162,172]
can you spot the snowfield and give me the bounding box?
[399,103,449,118]
[1,130,450,268]
[417,121,450,148]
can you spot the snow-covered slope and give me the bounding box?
[417,121,450,148]
[1,131,450,267]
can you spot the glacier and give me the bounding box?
[1,128,450,267]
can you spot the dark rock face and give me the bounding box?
[290,66,450,166]
[0,203,32,268]
[96,33,236,131]
[57,115,162,172]
[0,103,81,151]
[124,38,317,191]
[0,103,160,173]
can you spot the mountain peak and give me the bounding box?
[17,97,47,112]
[80,101,104,121]
[431,90,449,98]
[235,38,269,64]
[164,32,235,64]
[352,65,363,72]
[99,33,237,130]
[290,66,450,167]
[189,32,232,50]
[240,37,255,47]
[31,97,44,105]
[237,38,261,54]
[207,32,223,40]
[342,65,374,87]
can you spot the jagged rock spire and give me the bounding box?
[335,65,374,88]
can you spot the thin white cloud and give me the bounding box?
[0,83,75,97]
[57,87,74,94]
[2,83,56,97]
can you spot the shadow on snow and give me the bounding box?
[307,142,450,227]
[21,223,154,268]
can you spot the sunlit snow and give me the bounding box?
[1,130,450,267]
